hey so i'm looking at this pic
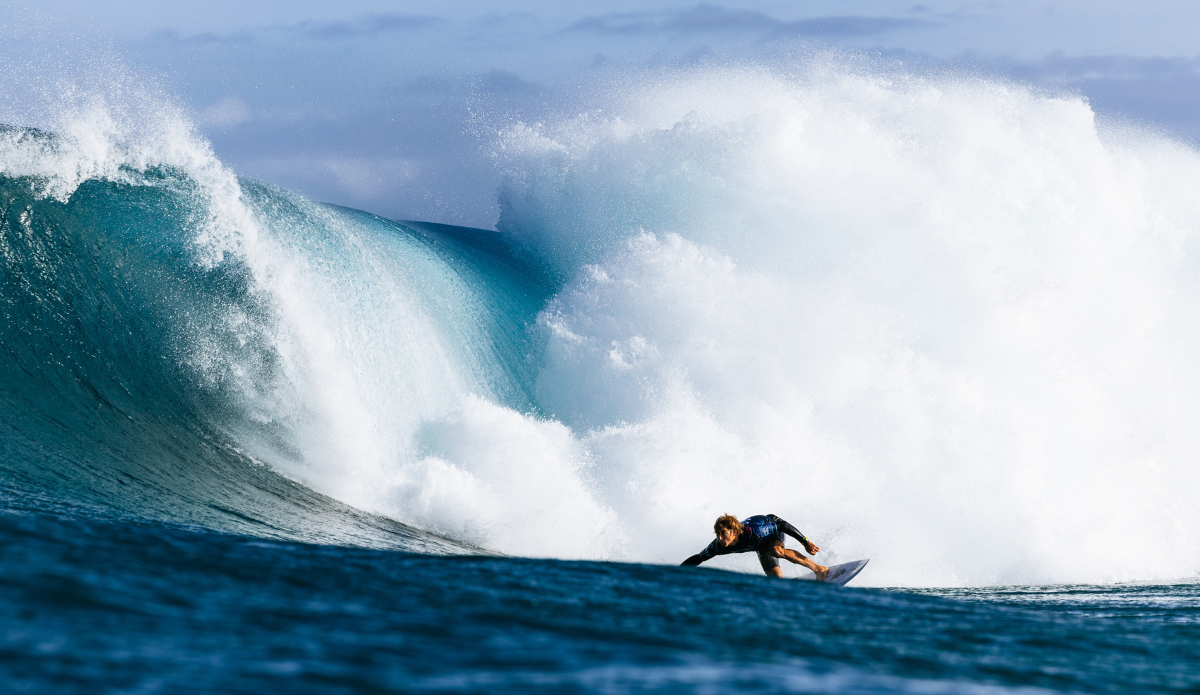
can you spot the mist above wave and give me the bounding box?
[492,62,1200,585]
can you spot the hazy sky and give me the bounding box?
[5,1,1200,226]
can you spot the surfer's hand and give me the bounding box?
[803,541,820,554]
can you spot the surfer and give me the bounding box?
[681,514,828,579]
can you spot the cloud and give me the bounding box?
[467,12,540,30]
[566,6,772,35]
[472,70,545,95]
[791,16,927,38]
[564,4,928,38]
[294,14,444,40]
[149,14,443,44]
[246,155,420,203]
[152,29,254,45]
[201,97,252,127]
[1034,53,1200,82]
[321,156,419,199]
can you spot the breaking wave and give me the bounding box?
[4,61,1200,585]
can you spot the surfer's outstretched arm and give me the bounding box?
[682,535,727,567]
[768,514,820,554]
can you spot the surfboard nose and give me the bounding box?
[818,559,870,585]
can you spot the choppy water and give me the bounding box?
[2,494,1198,694]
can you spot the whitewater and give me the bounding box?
[3,59,1200,591]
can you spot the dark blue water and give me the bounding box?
[2,488,1199,694]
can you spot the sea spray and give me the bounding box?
[0,79,615,553]
[489,63,1200,585]
[5,60,1200,585]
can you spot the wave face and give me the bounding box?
[4,61,1200,585]
[0,112,608,554]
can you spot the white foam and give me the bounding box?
[388,395,621,557]
[494,63,1200,586]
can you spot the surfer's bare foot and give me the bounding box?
[814,566,829,581]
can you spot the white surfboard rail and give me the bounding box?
[800,558,870,586]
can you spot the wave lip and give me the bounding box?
[0,116,552,552]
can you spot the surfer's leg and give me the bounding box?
[764,542,828,579]
[757,548,784,577]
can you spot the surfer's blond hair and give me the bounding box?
[714,514,742,536]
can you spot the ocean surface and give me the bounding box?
[2,491,1199,693]
[3,63,1200,692]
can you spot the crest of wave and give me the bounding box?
[0,63,622,558]
[487,61,1200,586]
[0,64,254,264]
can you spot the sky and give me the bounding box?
[4,1,1200,227]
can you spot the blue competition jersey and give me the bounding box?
[697,515,781,561]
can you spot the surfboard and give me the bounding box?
[801,559,869,586]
